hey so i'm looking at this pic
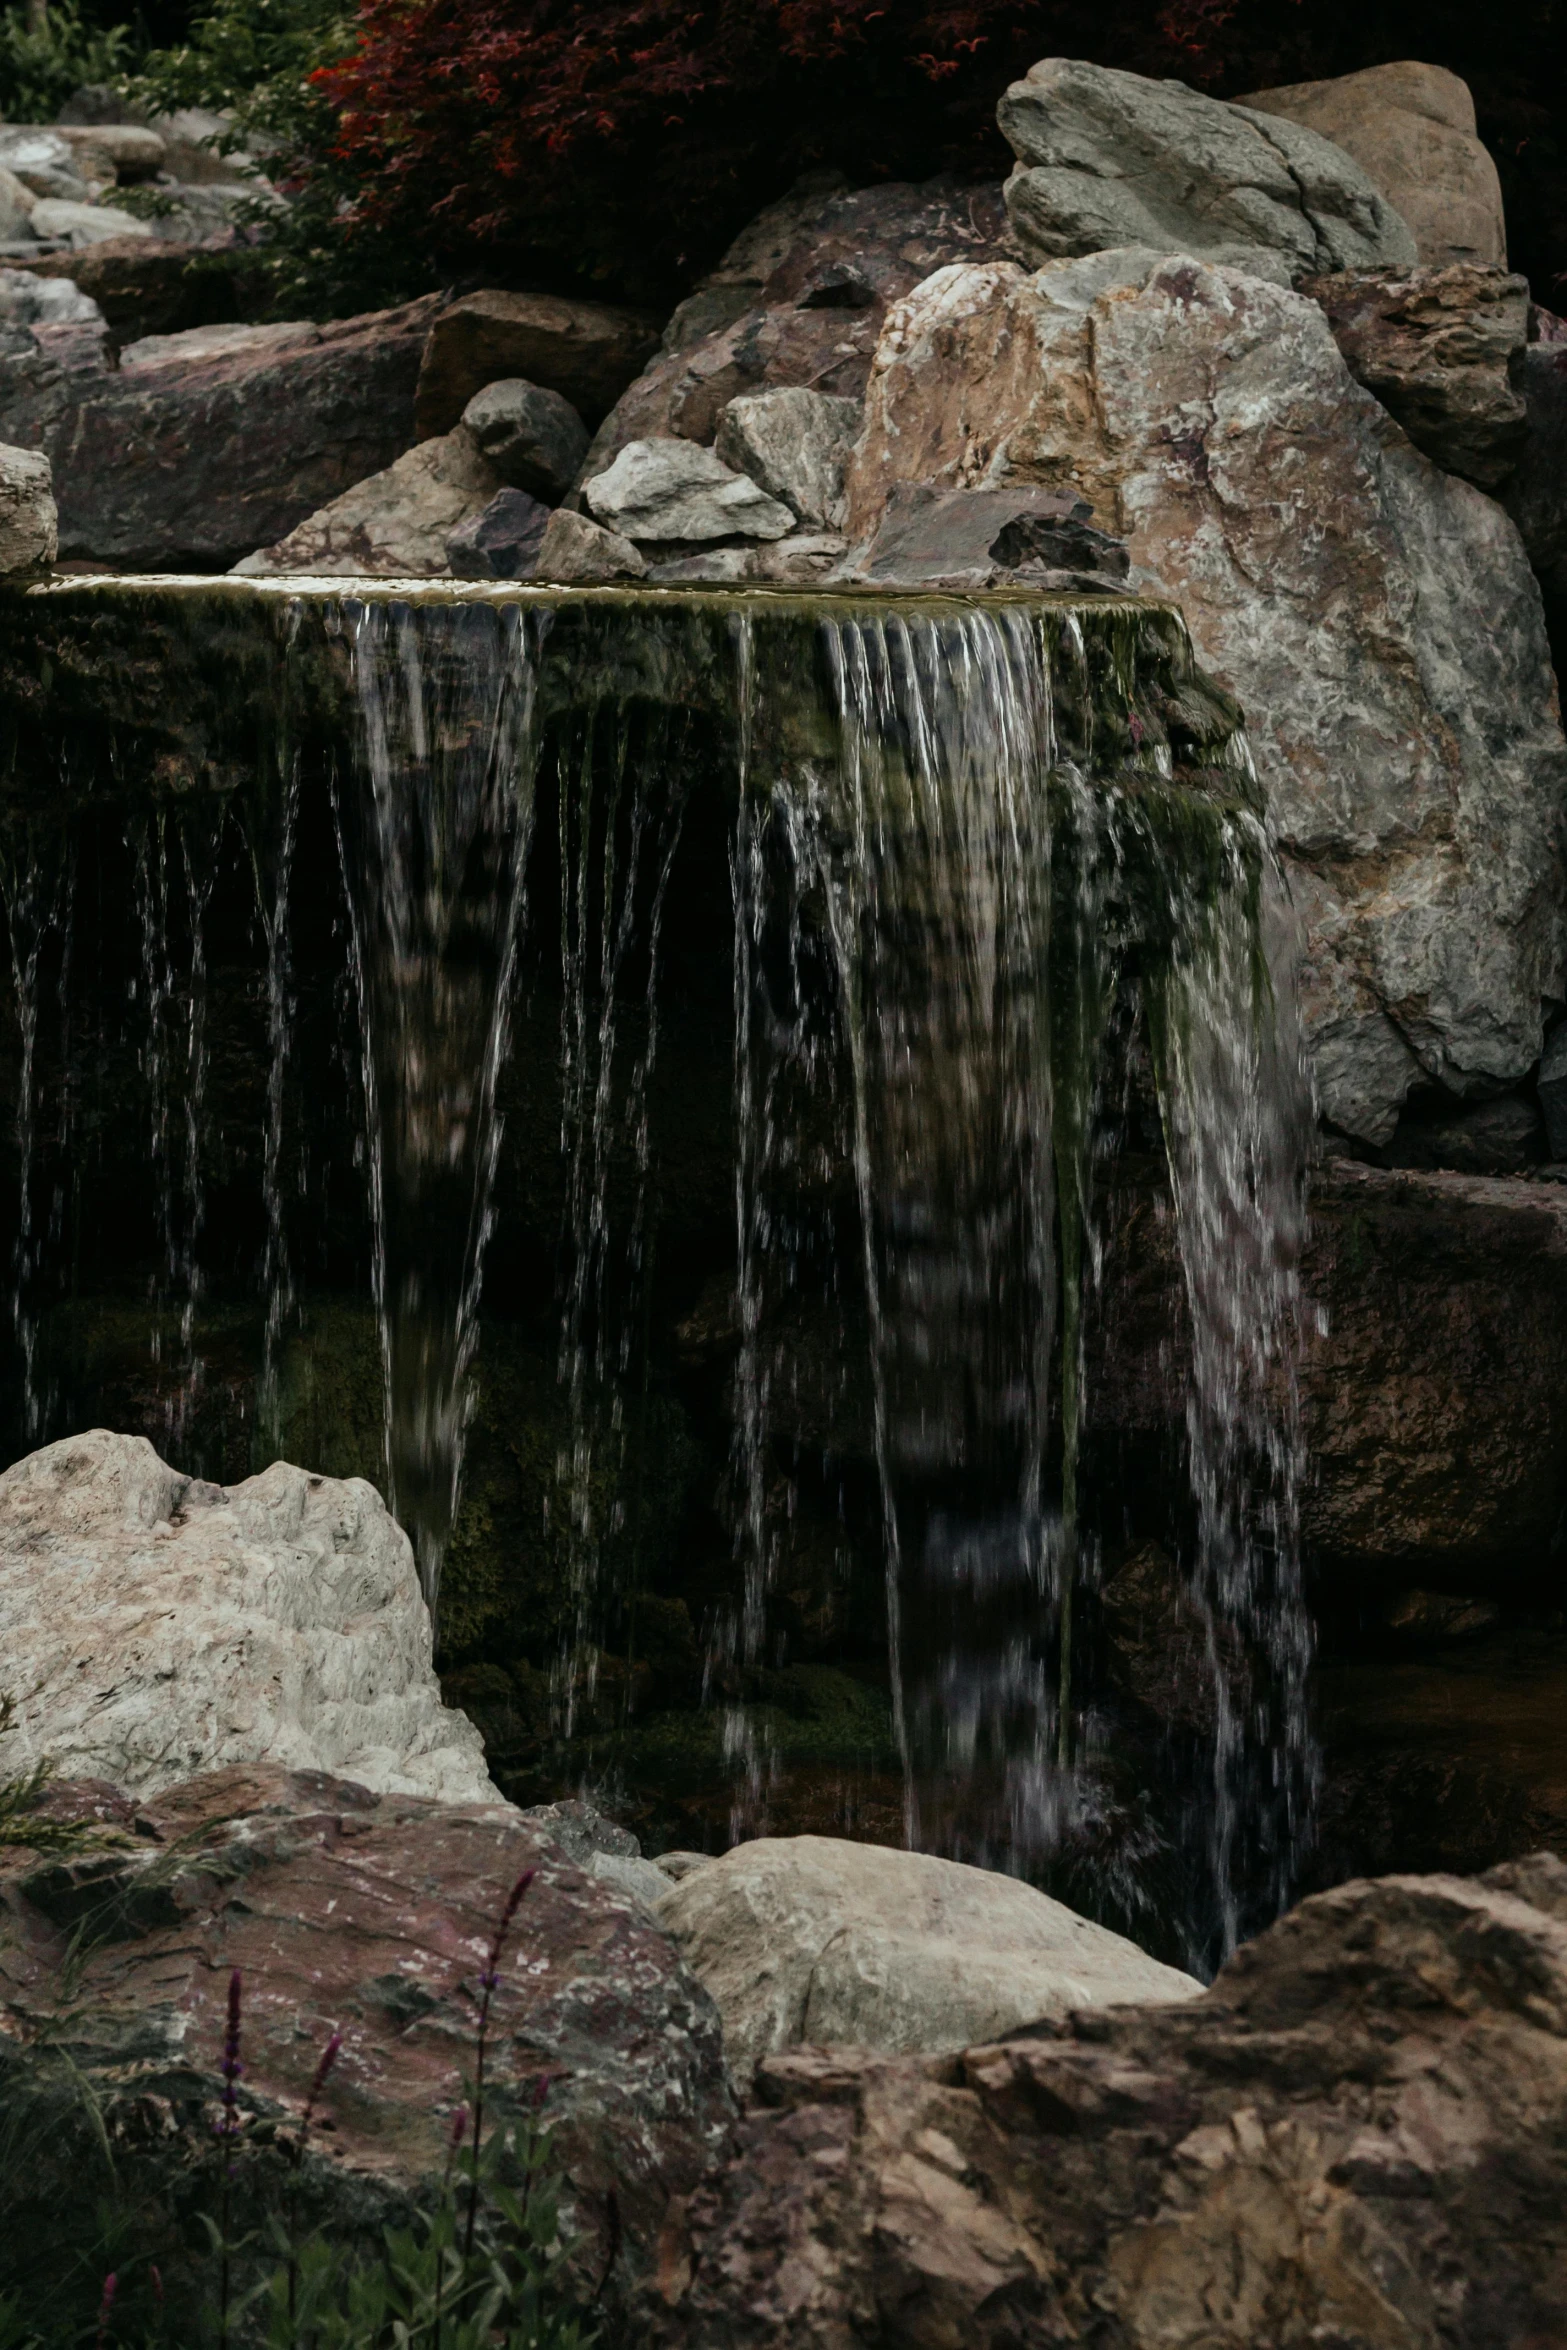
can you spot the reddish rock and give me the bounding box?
[0,297,440,568]
[0,1763,732,2319]
[647,1864,1567,2349]
[413,289,662,438]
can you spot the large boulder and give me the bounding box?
[0,438,54,574]
[713,388,861,530]
[414,288,662,437]
[236,425,501,575]
[0,1763,734,2327]
[1302,262,1530,489]
[0,295,438,567]
[997,58,1417,280]
[577,176,1012,484]
[654,1835,1200,2086]
[844,250,1567,1145]
[647,1863,1567,2349]
[0,1428,496,1801]
[1241,62,1508,270]
[29,198,153,247]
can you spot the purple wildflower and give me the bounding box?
[95,2272,117,2350]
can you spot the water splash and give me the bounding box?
[336,597,542,1606]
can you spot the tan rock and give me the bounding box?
[0,1428,497,1800]
[235,426,500,575]
[1240,62,1506,269]
[844,250,1567,1144]
[654,1834,1201,2085]
[533,505,648,582]
[0,438,54,574]
[414,288,661,436]
[53,123,166,184]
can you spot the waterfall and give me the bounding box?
[336,596,542,1606]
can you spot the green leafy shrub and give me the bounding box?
[0,0,128,125]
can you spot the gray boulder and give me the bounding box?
[998,57,1418,280]
[584,436,795,542]
[28,199,154,248]
[445,484,551,578]
[461,375,589,500]
[0,128,88,201]
[654,1834,1200,2087]
[846,249,1567,1145]
[0,438,54,574]
[0,268,101,326]
[237,425,500,575]
[534,505,647,582]
[714,386,860,528]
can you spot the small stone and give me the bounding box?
[445,484,551,578]
[460,376,589,501]
[28,200,154,248]
[533,506,648,583]
[714,387,861,528]
[0,438,55,574]
[584,436,795,543]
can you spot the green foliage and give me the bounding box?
[0,0,129,125]
[0,1695,97,1854]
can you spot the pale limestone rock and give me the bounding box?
[714,387,861,528]
[0,269,102,327]
[0,439,55,574]
[0,1428,499,1802]
[28,200,154,248]
[845,251,1567,1144]
[1241,62,1507,270]
[533,505,647,582]
[655,1834,1200,2084]
[234,426,500,575]
[997,58,1416,281]
[584,436,795,542]
[0,166,35,242]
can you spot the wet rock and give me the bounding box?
[646,1866,1567,2350]
[0,1763,734,2326]
[533,505,647,582]
[0,1428,497,1801]
[846,250,1567,1145]
[414,288,661,437]
[584,436,794,543]
[997,58,1417,280]
[857,482,1130,589]
[0,438,54,573]
[29,198,153,247]
[1241,62,1507,270]
[1384,1090,1544,1172]
[0,294,438,567]
[714,388,860,529]
[578,177,1012,483]
[1303,262,1530,488]
[461,376,589,501]
[654,1834,1200,2087]
[1504,339,1567,605]
[1382,1588,1502,1640]
[445,483,551,579]
[644,529,848,584]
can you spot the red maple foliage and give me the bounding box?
[307,0,1567,305]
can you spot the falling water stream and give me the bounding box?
[0,578,1313,1960]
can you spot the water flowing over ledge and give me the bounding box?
[0,577,1311,1968]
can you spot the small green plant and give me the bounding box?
[0,0,129,124]
[0,1695,100,1854]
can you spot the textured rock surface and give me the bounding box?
[0,437,54,573]
[0,165,34,241]
[0,267,100,325]
[714,388,860,529]
[997,59,1416,280]
[0,127,87,200]
[1090,1159,1567,1581]
[534,505,648,581]
[0,1429,496,1800]
[1304,262,1530,488]
[0,1764,733,2324]
[461,376,588,501]
[446,484,551,579]
[845,250,1567,1144]
[585,436,794,543]
[0,294,437,568]
[414,289,660,437]
[0,236,264,342]
[578,177,1011,483]
[647,1864,1567,2349]
[1242,62,1507,270]
[654,1835,1200,2086]
[237,426,500,575]
[29,198,152,246]
[1504,338,1567,610]
[858,483,1129,590]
